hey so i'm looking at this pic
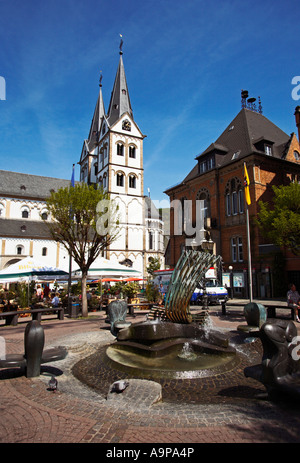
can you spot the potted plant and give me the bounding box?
[122,282,140,303]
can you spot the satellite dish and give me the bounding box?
[241,90,249,99]
[247,97,256,103]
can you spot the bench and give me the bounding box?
[127,302,153,316]
[0,306,64,326]
[222,300,292,319]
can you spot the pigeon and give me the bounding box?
[109,380,129,394]
[48,375,58,392]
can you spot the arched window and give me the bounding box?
[41,211,48,220]
[129,174,136,188]
[116,173,124,187]
[0,203,5,217]
[117,143,124,156]
[103,173,107,188]
[129,145,136,158]
[16,245,24,255]
[225,178,244,216]
[21,206,30,218]
[196,188,210,220]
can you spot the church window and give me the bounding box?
[21,208,29,218]
[41,211,48,220]
[129,146,136,158]
[117,173,124,187]
[16,245,24,255]
[148,231,154,250]
[103,173,107,188]
[294,150,300,161]
[42,247,47,256]
[117,143,124,156]
[129,175,136,188]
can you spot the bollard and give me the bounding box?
[24,320,45,378]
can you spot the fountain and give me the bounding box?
[103,251,238,380]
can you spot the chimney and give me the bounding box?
[295,106,300,142]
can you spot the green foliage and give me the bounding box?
[45,183,119,272]
[145,280,160,303]
[256,182,300,255]
[45,182,119,317]
[15,281,35,308]
[122,281,140,299]
[146,257,161,275]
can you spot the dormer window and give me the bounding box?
[294,150,300,161]
[265,145,272,156]
[199,155,215,174]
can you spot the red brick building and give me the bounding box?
[165,104,300,298]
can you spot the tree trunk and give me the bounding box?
[81,271,88,317]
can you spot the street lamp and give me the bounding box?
[229,265,233,299]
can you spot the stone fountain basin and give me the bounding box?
[104,320,238,380]
[117,320,230,348]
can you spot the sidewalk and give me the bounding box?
[1,306,300,444]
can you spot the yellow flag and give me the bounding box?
[244,163,251,205]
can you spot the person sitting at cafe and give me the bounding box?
[287,283,300,323]
[51,293,60,307]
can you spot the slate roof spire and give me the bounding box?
[107,37,133,126]
[87,71,105,149]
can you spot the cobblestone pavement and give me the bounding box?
[1,305,300,445]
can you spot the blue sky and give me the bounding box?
[0,0,299,202]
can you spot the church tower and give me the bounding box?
[79,40,148,274]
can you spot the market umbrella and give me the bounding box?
[0,257,69,306]
[72,257,142,280]
[0,257,69,283]
[72,257,142,296]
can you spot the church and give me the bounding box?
[0,44,165,276]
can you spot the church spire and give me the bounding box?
[107,36,133,126]
[88,71,105,148]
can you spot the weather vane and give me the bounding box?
[99,70,103,87]
[119,34,123,54]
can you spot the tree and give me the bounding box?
[256,182,300,256]
[146,257,161,276]
[45,183,119,316]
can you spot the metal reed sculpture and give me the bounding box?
[164,250,221,324]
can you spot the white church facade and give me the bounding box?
[78,45,164,274]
